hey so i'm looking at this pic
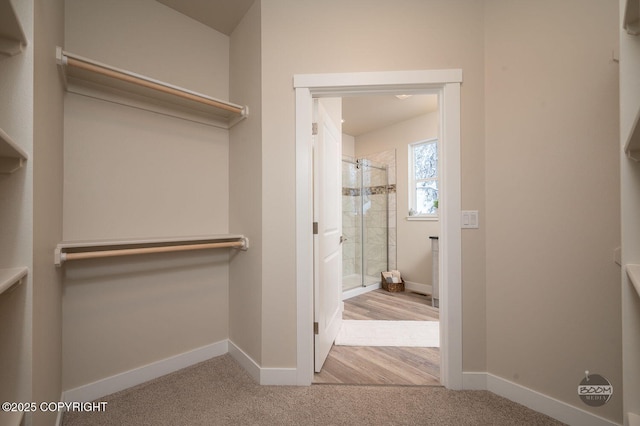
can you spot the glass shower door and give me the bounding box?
[361,159,388,286]
[342,157,389,291]
[342,158,362,291]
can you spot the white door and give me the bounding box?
[313,98,343,372]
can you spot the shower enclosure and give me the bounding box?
[342,157,389,292]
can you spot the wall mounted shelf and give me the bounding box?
[56,47,249,129]
[625,0,640,35]
[0,127,28,173]
[626,105,640,161]
[55,234,248,267]
[0,0,27,56]
[0,267,28,296]
[627,264,640,298]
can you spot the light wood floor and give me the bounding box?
[313,289,441,386]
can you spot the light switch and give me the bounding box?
[461,210,479,229]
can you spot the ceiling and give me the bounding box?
[341,94,438,136]
[155,1,438,136]
[156,0,255,36]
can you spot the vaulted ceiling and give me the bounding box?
[155,0,255,36]
[155,0,438,136]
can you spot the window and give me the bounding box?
[409,139,438,217]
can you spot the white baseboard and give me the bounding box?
[62,340,228,403]
[463,372,620,426]
[260,366,298,385]
[228,340,298,385]
[404,281,432,296]
[227,340,261,383]
[55,396,63,426]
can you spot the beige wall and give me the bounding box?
[261,0,487,369]
[343,133,355,157]
[262,1,620,421]
[64,0,229,98]
[356,112,439,287]
[229,0,263,365]
[32,0,65,423]
[62,0,232,390]
[484,0,621,422]
[620,0,640,421]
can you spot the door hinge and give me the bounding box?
[312,122,318,135]
[313,222,318,234]
[314,322,319,335]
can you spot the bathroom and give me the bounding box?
[341,94,440,301]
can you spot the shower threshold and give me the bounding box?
[342,274,381,301]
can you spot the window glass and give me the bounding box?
[410,140,438,216]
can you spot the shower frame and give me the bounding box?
[342,156,389,292]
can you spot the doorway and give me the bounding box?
[294,70,463,389]
[340,92,439,301]
[320,92,441,384]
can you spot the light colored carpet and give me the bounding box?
[62,355,566,426]
[335,320,439,347]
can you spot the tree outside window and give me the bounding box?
[409,139,438,216]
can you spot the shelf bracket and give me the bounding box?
[0,156,25,173]
[624,0,640,35]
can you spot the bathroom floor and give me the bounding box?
[313,289,440,385]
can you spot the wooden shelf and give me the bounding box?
[0,0,27,56]
[627,264,640,298]
[0,267,28,296]
[0,126,28,173]
[626,104,640,161]
[56,47,248,129]
[625,0,640,35]
[55,234,248,266]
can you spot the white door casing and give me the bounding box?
[313,99,343,372]
[294,70,462,388]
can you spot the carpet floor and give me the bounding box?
[62,355,566,426]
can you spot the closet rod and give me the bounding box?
[59,50,245,115]
[58,240,247,265]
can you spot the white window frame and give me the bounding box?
[408,138,439,220]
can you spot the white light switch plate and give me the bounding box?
[461,210,479,229]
